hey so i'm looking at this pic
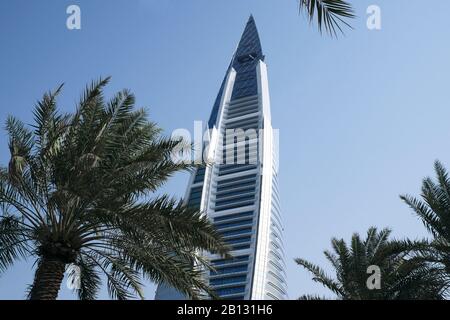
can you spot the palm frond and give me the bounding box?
[401,194,441,237]
[295,258,343,297]
[0,214,30,274]
[299,0,355,37]
[73,256,101,300]
[32,84,64,152]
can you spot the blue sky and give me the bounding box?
[1,0,450,299]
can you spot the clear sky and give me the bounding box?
[1,0,450,300]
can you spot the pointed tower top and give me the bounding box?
[207,16,264,128]
[232,15,263,68]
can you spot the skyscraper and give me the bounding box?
[156,16,287,300]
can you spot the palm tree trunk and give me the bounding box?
[29,257,66,300]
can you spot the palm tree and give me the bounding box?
[296,227,445,299]
[299,0,355,37]
[401,160,450,294]
[0,77,228,300]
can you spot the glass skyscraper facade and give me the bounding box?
[155,16,287,300]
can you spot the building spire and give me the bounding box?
[233,15,263,67]
[208,16,263,128]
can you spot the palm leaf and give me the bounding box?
[299,0,355,37]
[295,258,343,296]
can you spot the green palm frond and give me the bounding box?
[401,194,441,237]
[32,84,64,153]
[299,0,355,37]
[366,227,391,261]
[74,256,101,300]
[0,214,30,274]
[6,116,34,181]
[434,161,450,198]
[295,258,343,296]
[401,160,450,296]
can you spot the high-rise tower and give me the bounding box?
[156,16,287,300]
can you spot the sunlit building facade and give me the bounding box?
[155,16,287,300]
